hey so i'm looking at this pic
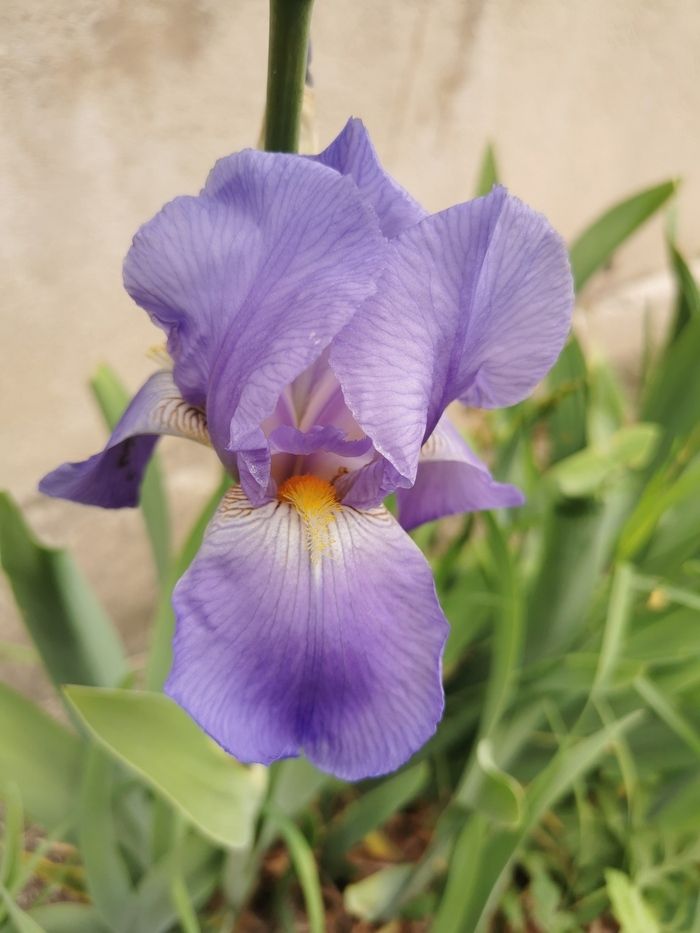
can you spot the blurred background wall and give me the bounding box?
[2,0,699,680]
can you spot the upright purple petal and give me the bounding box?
[124,152,387,415]
[331,187,574,483]
[39,371,208,508]
[312,118,427,238]
[397,416,524,531]
[166,485,448,780]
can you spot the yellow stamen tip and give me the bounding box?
[277,475,340,561]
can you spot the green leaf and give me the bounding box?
[635,675,700,757]
[545,337,589,462]
[455,516,523,808]
[323,763,428,867]
[122,834,218,933]
[592,563,635,695]
[526,492,624,661]
[169,874,200,933]
[619,456,700,560]
[641,317,700,470]
[65,687,266,848]
[442,712,644,932]
[268,809,324,933]
[459,740,524,828]
[524,712,643,828]
[0,783,23,892]
[587,359,626,447]
[145,471,231,691]
[605,869,660,933]
[432,815,488,933]
[167,822,203,933]
[474,143,499,197]
[549,425,659,499]
[0,683,82,829]
[666,237,700,345]
[26,904,109,933]
[79,747,133,931]
[91,365,171,582]
[267,758,329,820]
[653,771,700,834]
[569,179,677,291]
[479,515,524,738]
[0,492,126,691]
[344,865,413,922]
[225,756,329,910]
[0,888,44,933]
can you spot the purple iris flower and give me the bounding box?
[40,120,573,780]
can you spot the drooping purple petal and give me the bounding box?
[397,416,524,531]
[335,455,409,511]
[39,371,208,508]
[312,118,427,238]
[124,152,387,426]
[331,186,574,484]
[165,486,448,781]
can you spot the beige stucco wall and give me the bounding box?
[1,0,699,680]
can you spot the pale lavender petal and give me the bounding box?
[397,416,524,531]
[39,371,208,508]
[336,455,409,510]
[205,156,387,496]
[312,118,427,238]
[165,486,448,780]
[331,186,574,484]
[124,152,387,426]
[268,425,372,459]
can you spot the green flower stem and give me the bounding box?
[264,0,314,153]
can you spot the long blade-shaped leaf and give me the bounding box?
[474,143,500,197]
[0,684,82,829]
[606,869,660,933]
[0,492,126,690]
[570,180,677,291]
[323,763,428,868]
[79,748,133,932]
[666,237,700,345]
[435,711,643,932]
[146,471,231,691]
[0,888,44,933]
[0,782,23,894]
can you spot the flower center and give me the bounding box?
[277,475,340,562]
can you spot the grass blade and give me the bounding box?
[0,492,126,691]
[268,808,325,933]
[569,180,677,291]
[323,763,429,869]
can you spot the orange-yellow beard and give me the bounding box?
[277,475,341,562]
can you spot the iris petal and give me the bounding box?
[165,485,448,780]
[312,118,427,238]
[397,416,524,531]
[124,151,387,437]
[39,371,208,508]
[331,186,574,484]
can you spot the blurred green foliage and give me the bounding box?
[1,166,699,932]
